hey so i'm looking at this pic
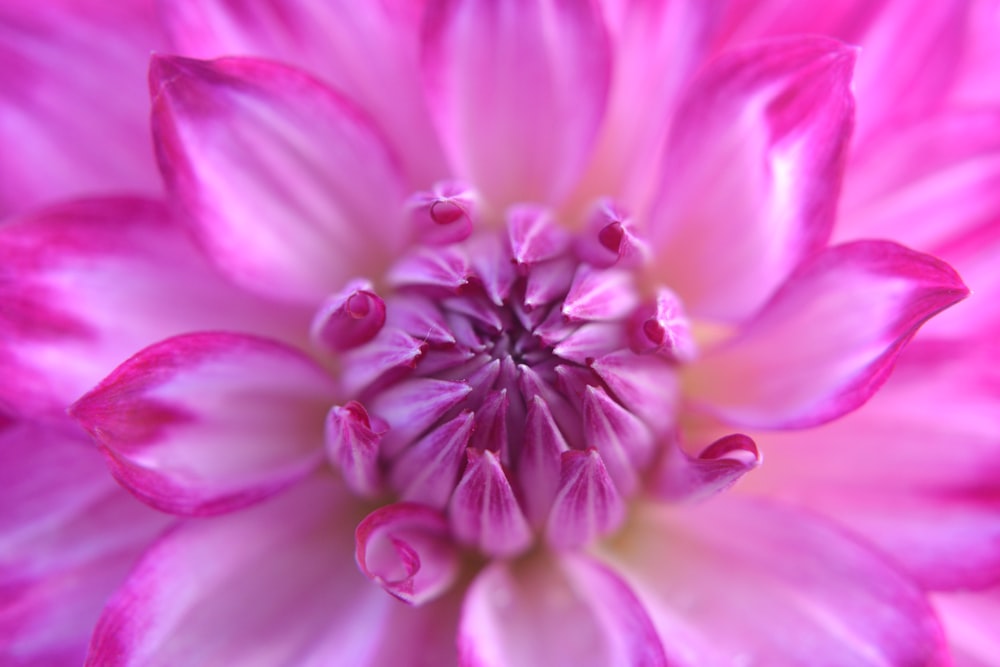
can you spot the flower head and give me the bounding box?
[2,1,1000,665]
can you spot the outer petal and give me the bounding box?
[85,476,462,667]
[458,554,666,667]
[0,197,308,416]
[70,333,336,516]
[645,36,855,322]
[598,499,948,666]
[934,587,1000,667]
[156,0,448,186]
[838,111,1000,251]
[422,0,611,210]
[742,341,1000,590]
[686,241,968,429]
[151,55,408,303]
[570,0,719,212]
[711,0,970,141]
[0,417,170,667]
[0,1,163,216]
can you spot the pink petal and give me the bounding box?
[408,181,478,246]
[839,111,1000,250]
[151,55,407,303]
[390,412,474,508]
[310,280,387,353]
[0,417,170,666]
[846,0,969,141]
[0,1,164,215]
[546,449,626,549]
[599,499,949,665]
[743,341,1000,590]
[562,266,638,321]
[355,502,461,606]
[518,395,571,527]
[158,0,448,186]
[569,0,717,211]
[507,205,570,266]
[370,378,473,458]
[650,433,760,502]
[711,0,968,142]
[449,449,533,557]
[0,197,308,417]
[686,241,968,429]
[459,554,666,667]
[86,476,461,666]
[422,0,611,208]
[591,351,680,435]
[70,333,335,516]
[582,386,654,496]
[324,402,386,498]
[934,587,1000,667]
[925,218,1000,341]
[646,36,856,322]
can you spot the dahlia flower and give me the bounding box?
[2,1,999,665]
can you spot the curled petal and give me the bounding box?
[310,280,386,353]
[325,402,386,498]
[355,502,460,606]
[70,333,334,515]
[650,433,761,502]
[627,288,696,361]
[408,181,478,245]
[575,199,648,268]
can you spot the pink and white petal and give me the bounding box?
[741,342,1000,590]
[933,587,1000,667]
[598,499,949,666]
[69,333,336,516]
[458,554,666,667]
[686,241,968,429]
[151,55,407,303]
[571,0,719,212]
[355,502,461,606]
[950,0,1000,108]
[85,476,461,667]
[838,111,1000,250]
[157,0,448,186]
[845,0,969,141]
[0,197,309,416]
[645,36,856,322]
[422,0,611,210]
[709,0,969,141]
[0,0,164,216]
[920,218,1000,342]
[0,416,170,667]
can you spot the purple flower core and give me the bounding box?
[327,195,693,556]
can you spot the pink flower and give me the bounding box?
[2,1,999,665]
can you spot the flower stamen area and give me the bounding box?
[320,186,717,602]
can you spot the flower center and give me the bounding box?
[318,187,696,557]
